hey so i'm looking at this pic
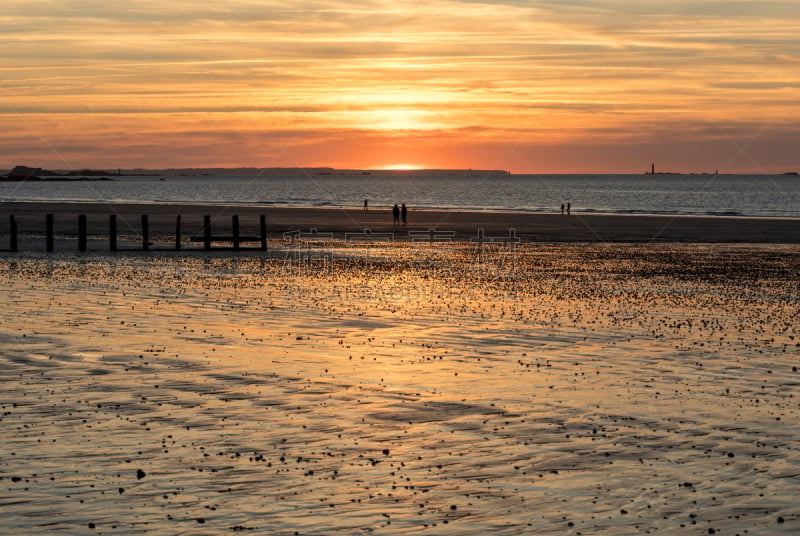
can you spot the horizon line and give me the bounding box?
[3,164,798,176]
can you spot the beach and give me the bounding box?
[1,238,799,534]
[1,201,800,250]
[5,0,800,532]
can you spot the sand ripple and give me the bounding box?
[1,244,799,534]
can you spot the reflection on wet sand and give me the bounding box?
[1,243,798,534]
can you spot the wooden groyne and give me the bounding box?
[6,205,800,247]
[3,213,269,252]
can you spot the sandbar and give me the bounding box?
[1,201,800,248]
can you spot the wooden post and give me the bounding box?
[232,215,240,250]
[109,214,117,251]
[175,215,181,250]
[141,214,149,251]
[78,215,87,252]
[46,214,54,252]
[203,215,211,250]
[260,215,267,251]
[10,215,18,252]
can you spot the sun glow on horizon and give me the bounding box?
[1,1,799,173]
[374,163,425,171]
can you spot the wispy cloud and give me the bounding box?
[1,0,798,171]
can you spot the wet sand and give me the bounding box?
[2,201,800,249]
[1,242,799,534]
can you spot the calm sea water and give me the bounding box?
[2,173,799,218]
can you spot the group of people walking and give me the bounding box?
[363,199,408,225]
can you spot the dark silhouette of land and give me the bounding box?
[1,165,116,181]
[1,165,513,179]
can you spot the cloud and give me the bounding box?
[1,0,798,171]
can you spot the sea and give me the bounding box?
[2,172,799,218]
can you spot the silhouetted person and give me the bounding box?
[567,202,571,215]
[401,203,407,225]
[392,204,400,225]
[364,198,368,212]
[561,203,565,215]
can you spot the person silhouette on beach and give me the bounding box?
[561,203,565,215]
[567,202,571,215]
[364,198,368,212]
[401,203,407,225]
[392,204,400,225]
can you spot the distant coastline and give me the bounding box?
[1,165,118,181]
[4,165,799,179]
[1,165,513,179]
[4,163,800,178]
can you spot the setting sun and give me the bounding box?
[2,2,800,535]
[376,163,425,171]
[1,1,799,172]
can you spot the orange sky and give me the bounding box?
[2,1,799,173]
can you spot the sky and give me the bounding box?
[2,1,799,173]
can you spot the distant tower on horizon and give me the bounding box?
[651,163,655,175]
